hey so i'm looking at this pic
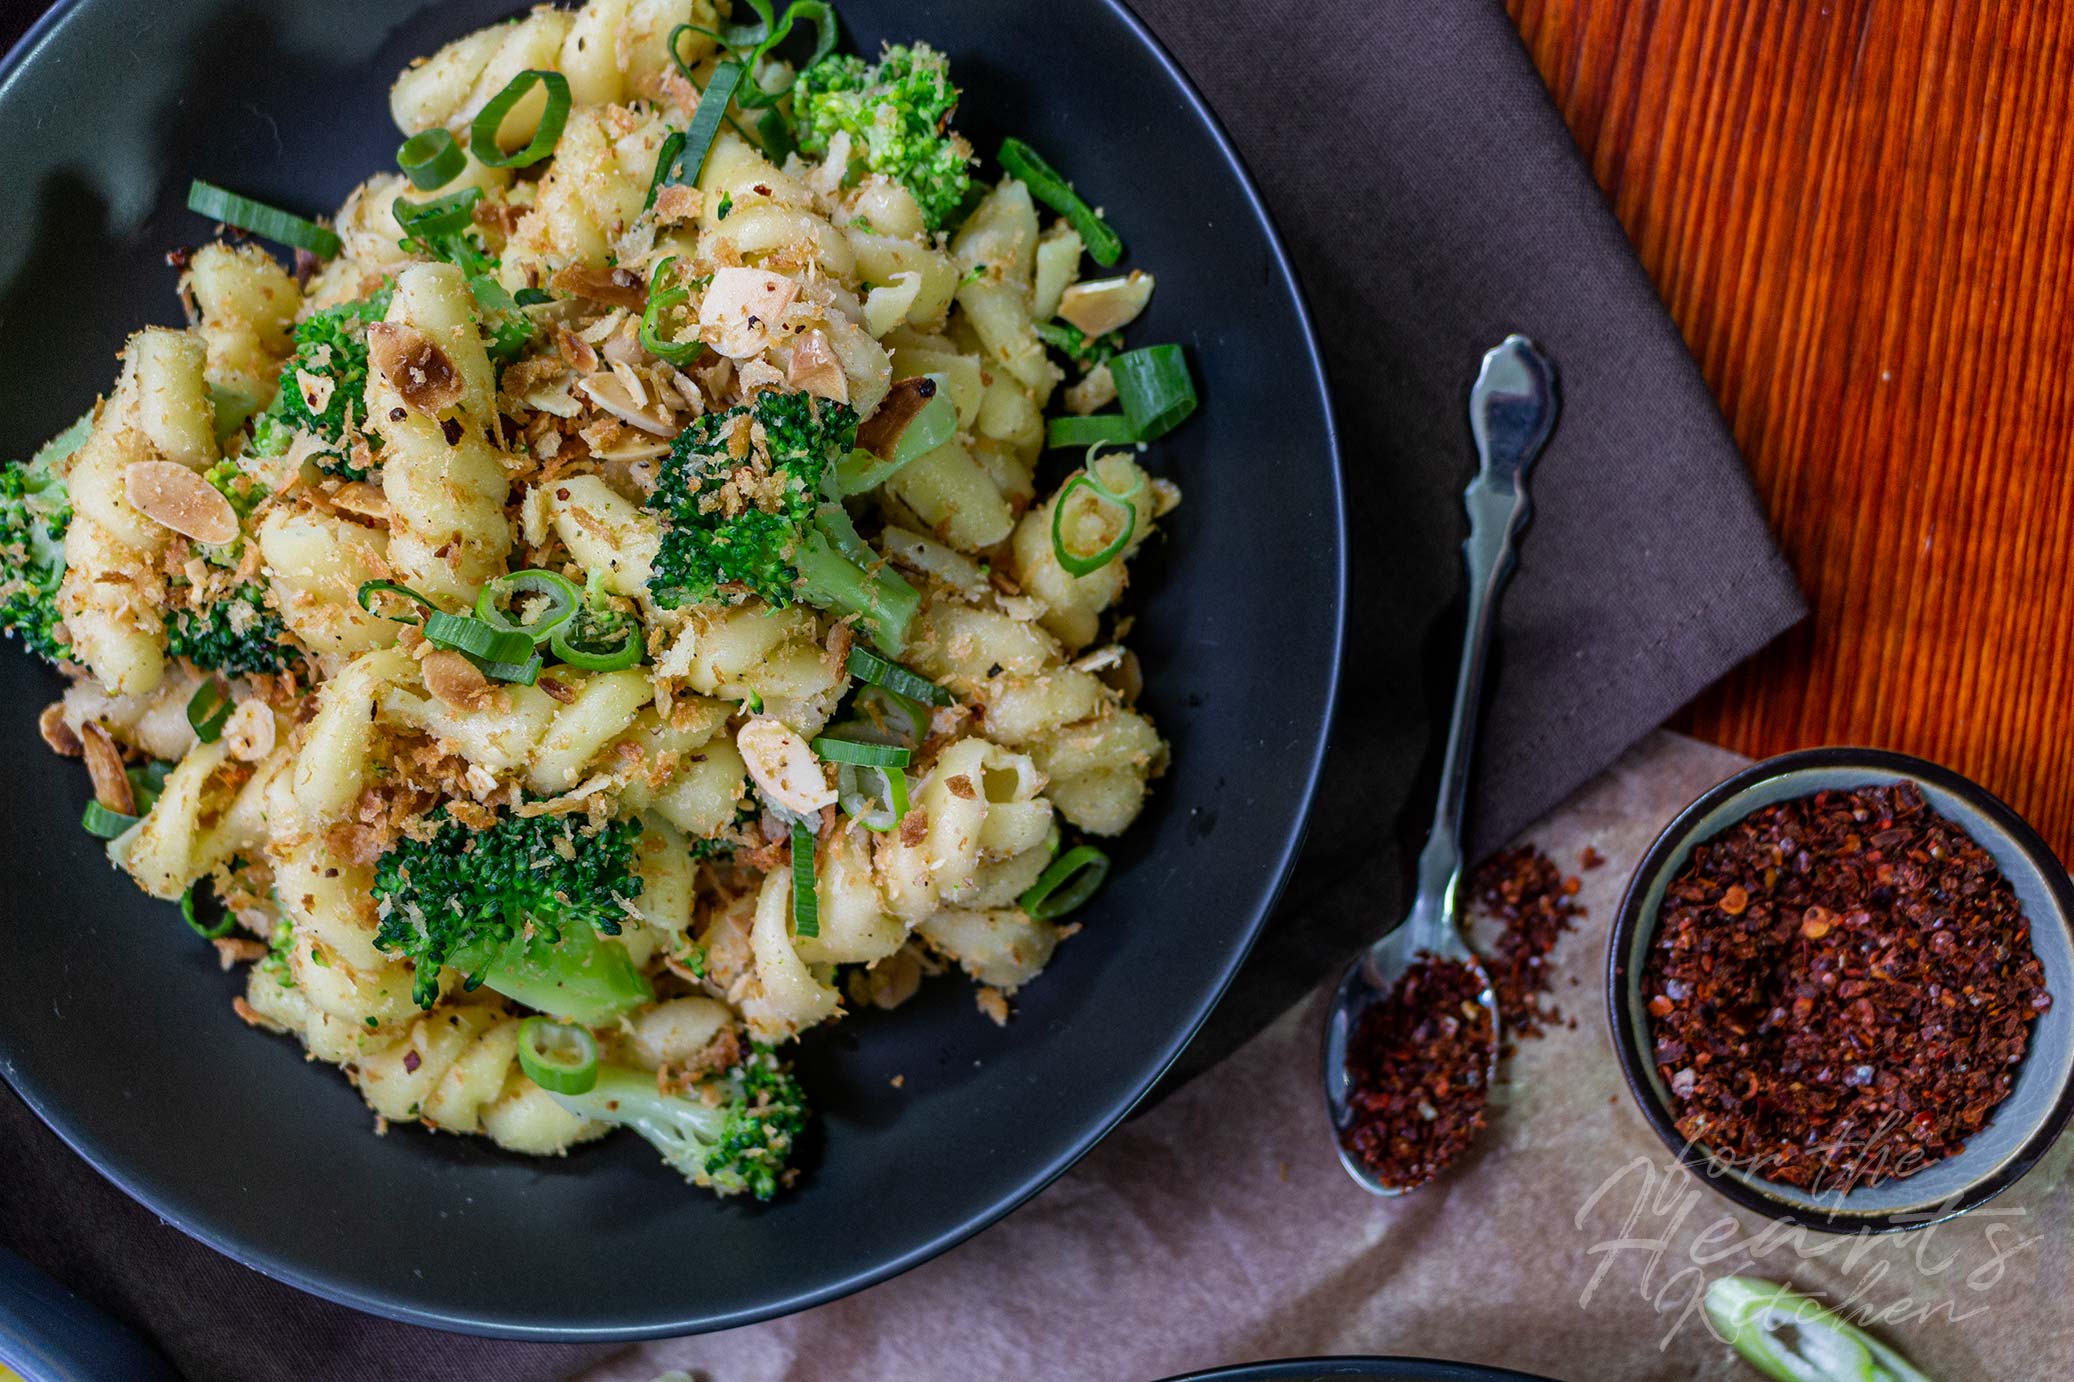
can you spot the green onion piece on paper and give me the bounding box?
[790,819,820,939]
[1018,845,1111,920]
[186,180,341,258]
[396,127,465,190]
[469,69,572,169]
[1703,1276,1933,1382]
[998,138,1122,266]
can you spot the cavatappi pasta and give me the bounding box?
[1,0,1189,1198]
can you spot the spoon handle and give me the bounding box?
[1408,335,1559,943]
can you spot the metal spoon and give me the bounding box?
[1322,333,1559,1196]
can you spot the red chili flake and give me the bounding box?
[1339,955,1494,1191]
[1580,846,1606,870]
[402,1049,422,1074]
[1467,845,1584,1044]
[1641,782,2052,1193]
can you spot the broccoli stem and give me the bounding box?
[464,919,653,1027]
[795,504,919,655]
[545,1049,806,1199]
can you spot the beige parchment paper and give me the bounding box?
[583,732,2074,1382]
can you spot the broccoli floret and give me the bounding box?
[795,42,972,233]
[1035,320,1123,371]
[0,414,89,665]
[371,809,651,1024]
[248,287,394,479]
[544,1046,807,1199]
[646,390,920,653]
[165,583,298,677]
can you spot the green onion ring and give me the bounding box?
[790,819,820,938]
[82,801,139,839]
[475,570,581,645]
[845,647,954,707]
[393,187,483,242]
[1045,414,1138,449]
[1050,467,1139,578]
[186,180,342,258]
[996,139,1122,266]
[396,127,466,190]
[423,611,536,666]
[469,69,572,169]
[811,736,911,768]
[516,1016,600,1095]
[186,681,234,744]
[470,652,544,686]
[1110,344,1198,441]
[639,257,704,366]
[356,579,436,624]
[1018,845,1112,920]
[181,881,238,940]
[549,609,644,672]
[837,762,910,832]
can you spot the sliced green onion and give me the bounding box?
[639,257,703,366]
[1703,1276,1931,1382]
[470,652,543,686]
[514,287,553,307]
[356,579,435,624]
[128,761,173,816]
[1111,344,1197,441]
[82,801,138,839]
[1051,465,1140,578]
[732,2,839,110]
[837,762,910,831]
[516,1016,600,1095]
[187,180,341,258]
[549,607,644,672]
[790,819,819,938]
[396,127,465,190]
[811,736,911,768]
[475,570,580,645]
[997,139,1121,266]
[1045,414,1138,449]
[652,62,744,194]
[846,647,953,707]
[186,681,234,744]
[423,610,536,666]
[393,187,482,243]
[1019,845,1111,920]
[644,131,686,212]
[835,376,958,495]
[757,107,797,164]
[469,69,572,169]
[181,881,237,940]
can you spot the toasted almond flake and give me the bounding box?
[212,936,267,969]
[699,267,800,359]
[867,946,922,1010]
[39,703,82,757]
[296,368,336,416]
[123,461,240,545]
[975,986,1011,1026]
[550,263,649,311]
[80,721,134,815]
[576,371,676,436]
[737,717,837,815]
[223,698,277,762]
[855,375,938,458]
[367,322,463,416]
[421,648,499,712]
[329,481,391,525]
[1057,271,1155,337]
[786,328,848,403]
[652,184,703,224]
[1065,363,1117,415]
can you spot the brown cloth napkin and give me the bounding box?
[0,1,1801,1378]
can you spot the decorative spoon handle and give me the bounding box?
[1402,334,1559,952]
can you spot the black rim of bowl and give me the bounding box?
[0,0,1348,1339]
[1605,746,2074,1233]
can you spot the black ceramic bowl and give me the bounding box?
[1607,748,2074,1233]
[0,0,1344,1340]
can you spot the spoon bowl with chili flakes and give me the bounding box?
[1608,748,2074,1233]
[1323,335,1557,1196]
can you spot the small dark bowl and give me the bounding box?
[1607,747,2074,1232]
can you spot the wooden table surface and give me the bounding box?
[1509,1,2074,861]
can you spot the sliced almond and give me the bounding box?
[699,267,800,359]
[1057,271,1155,338]
[329,481,391,525]
[80,721,135,816]
[223,698,277,762]
[550,263,649,311]
[123,461,239,545]
[855,375,938,458]
[737,717,837,816]
[786,329,849,403]
[577,370,675,436]
[421,648,499,712]
[39,703,83,757]
[367,322,463,416]
[652,183,703,225]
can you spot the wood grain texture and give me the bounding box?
[1508,0,2074,859]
